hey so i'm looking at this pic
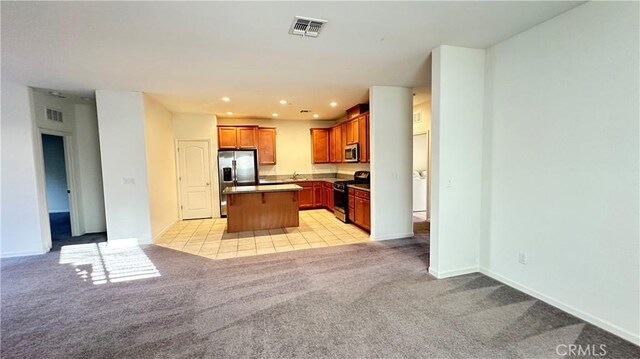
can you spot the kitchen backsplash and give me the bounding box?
[336,162,370,175]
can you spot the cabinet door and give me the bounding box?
[341,123,348,162]
[313,183,323,208]
[236,127,258,148]
[258,128,277,165]
[363,198,371,230]
[345,121,354,144]
[329,127,336,163]
[355,197,366,226]
[366,115,371,162]
[348,194,356,222]
[310,129,330,163]
[298,186,314,209]
[218,127,237,148]
[351,119,359,144]
[358,115,368,163]
[334,125,342,163]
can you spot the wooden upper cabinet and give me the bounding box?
[334,124,343,163]
[344,119,359,145]
[310,128,330,163]
[358,114,369,163]
[341,122,348,162]
[236,127,258,148]
[351,119,359,144]
[329,127,337,163]
[218,126,258,149]
[218,127,238,148]
[258,128,276,165]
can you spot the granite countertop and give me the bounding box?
[259,178,341,185]
[347,183,370,192]
[223,184,303,194]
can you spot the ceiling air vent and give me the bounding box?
[289,16,328,38]
[46,107,63,123]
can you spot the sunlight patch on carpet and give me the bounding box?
[59,240,160,285]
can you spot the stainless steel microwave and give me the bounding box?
[344,143,359,162]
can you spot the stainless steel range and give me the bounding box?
[333,171,370,222]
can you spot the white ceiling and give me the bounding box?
[2,1,582,120]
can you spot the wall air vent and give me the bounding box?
[46,107,63,123]
[289,16,328,38]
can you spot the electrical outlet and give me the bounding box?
[518,252,527,265]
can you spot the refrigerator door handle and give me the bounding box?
[232,160,238,186]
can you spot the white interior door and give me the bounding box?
[178,140,213,219]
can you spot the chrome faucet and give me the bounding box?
[291,171,300,180]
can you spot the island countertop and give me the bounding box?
[223,184,303,195]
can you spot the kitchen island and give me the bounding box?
[223,184,303,233]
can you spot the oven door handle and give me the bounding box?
[334,188,345,193]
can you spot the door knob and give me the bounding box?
[206,182,210,186]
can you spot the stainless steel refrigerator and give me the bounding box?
[218,149,258,217]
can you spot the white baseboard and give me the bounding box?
[152,219,179,242]
[1,249,47,258]
[371,232,414,241]
[479,267,640,346]
[429,265,478,279]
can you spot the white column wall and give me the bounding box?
[73,103,106,233]
[481,1,639,343]
[1,83,50,256]
[369,86,414,240]
[429,46,485,278]
[95,90,153,244]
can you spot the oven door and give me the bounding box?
[333,187,348,222]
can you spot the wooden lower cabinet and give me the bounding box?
[297,182,314,209]
[297,181,328,210]
[313,183,323,207]
[350,188,370,231]
[323,183,334,211]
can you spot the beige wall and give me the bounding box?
[413,100,431,135]
[217,118,337,176]
[143,95,179,238]
[172,113,220,217]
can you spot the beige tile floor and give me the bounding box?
[154,209,371,260]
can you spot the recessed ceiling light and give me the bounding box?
[226,112,233,115]
[279,100,287,105]
[330,102,337,107]
[222,97,231,102]
[313,114,319,118]
[272,113,278,117]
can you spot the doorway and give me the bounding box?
[412,87,431,235]
[41,134,73,241]
[176,140,213,220]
